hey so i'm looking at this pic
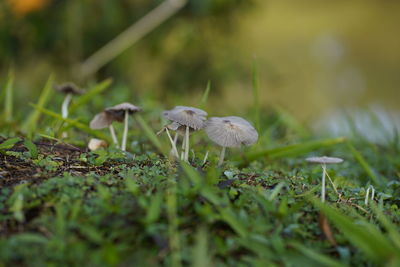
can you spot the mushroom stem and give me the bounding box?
[365,185,375,205]
[109,125,119,148]
[61,93,73,118]
[181,134,185,160]
[321,163,326,202]
[218,146,226,167]
[166,128,179,158]
[184,126,190,162]
[173,132,178,145]
[202,150,209,165]
[121,110,129,151]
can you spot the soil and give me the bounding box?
[0,139,120,187]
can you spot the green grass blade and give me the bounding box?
[200,80,211,109]
[68,78,112,115]
[23,139,38,159]
[135,114,165,154]
[166,177,182,267]
[0,137,20,150]
[30,104,111,142]
[4,70,14,122]
[192,227,211,267]
[312,200,397,263]
[370,203,400,249]
[290,242,346,267]
[346,141,380,185]
[244,137,346,162]
[22,75,55,135]
[252,61,260,132]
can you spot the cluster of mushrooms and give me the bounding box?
[56,83,376,204]
[55,83,259,166]
[88,104,258,166]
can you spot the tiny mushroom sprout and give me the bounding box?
[305,156,344,202]
[90,102,142,151]
[205,116,258,166]
[55,82,85,119]
[88,138,108,151]
[161,106,207,161]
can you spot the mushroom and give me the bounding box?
[162,106,207,161]
[205,116,258,166]
[88,138,108,151]
[306,156,344,202]
[55,83,85,119]
[90,102,142,151]
[90,111,120,147]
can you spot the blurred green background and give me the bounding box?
[1,0,399,123]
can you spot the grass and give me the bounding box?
[0,77,399,266]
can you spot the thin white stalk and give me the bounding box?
[173,132,178,145]
[180,134,185,160]
[166,128,179,158]
[61,93,72,118]
[218,146,226,167]
[109,125,119,148]
[184,126,190,162]
[202,150,209,165]
[121,110,129,151]
[321,163,326,202]
[365,185,375,205]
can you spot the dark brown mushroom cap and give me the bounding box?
[205,116,258,148]
[306,156,344,164]
[89,112,114,129]
[55,82,85,95]
[162,106,207,130]
[104,102,142,120]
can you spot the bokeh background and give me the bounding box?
[1,0,399,140]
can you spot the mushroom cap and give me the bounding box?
[88,138,108,151]
[105,102,142,120]
[89,112,114,129]
[306,156,344,164]
[162,106,207,130]
[205,116,258,148]
[55,82,85,95]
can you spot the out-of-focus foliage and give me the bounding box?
[0,0,399,121]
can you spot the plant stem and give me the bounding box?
[202,150,209,165]
[218,146,226,166]
[166,128,179,158]
[109,125,119,148]
[121,110,129,151]
[321,163,326,202]
[180,134,185,160]
[61,93,73,118]
[184,126,190,162]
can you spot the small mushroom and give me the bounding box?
[90,103,142,151]
[205,116,258,166]
[55,82,85,119]
[88,138,108,151]
[162,106,207,161]
[306,156,344,202]
[90,111,120,147]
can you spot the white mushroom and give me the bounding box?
[88,138,108,151]
[161,106,207,162]
[205,116,258,166]
[306,156,344,202]
[55,83,85,119]
[90,103,142,151]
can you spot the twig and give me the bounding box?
[79,0,187,78]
